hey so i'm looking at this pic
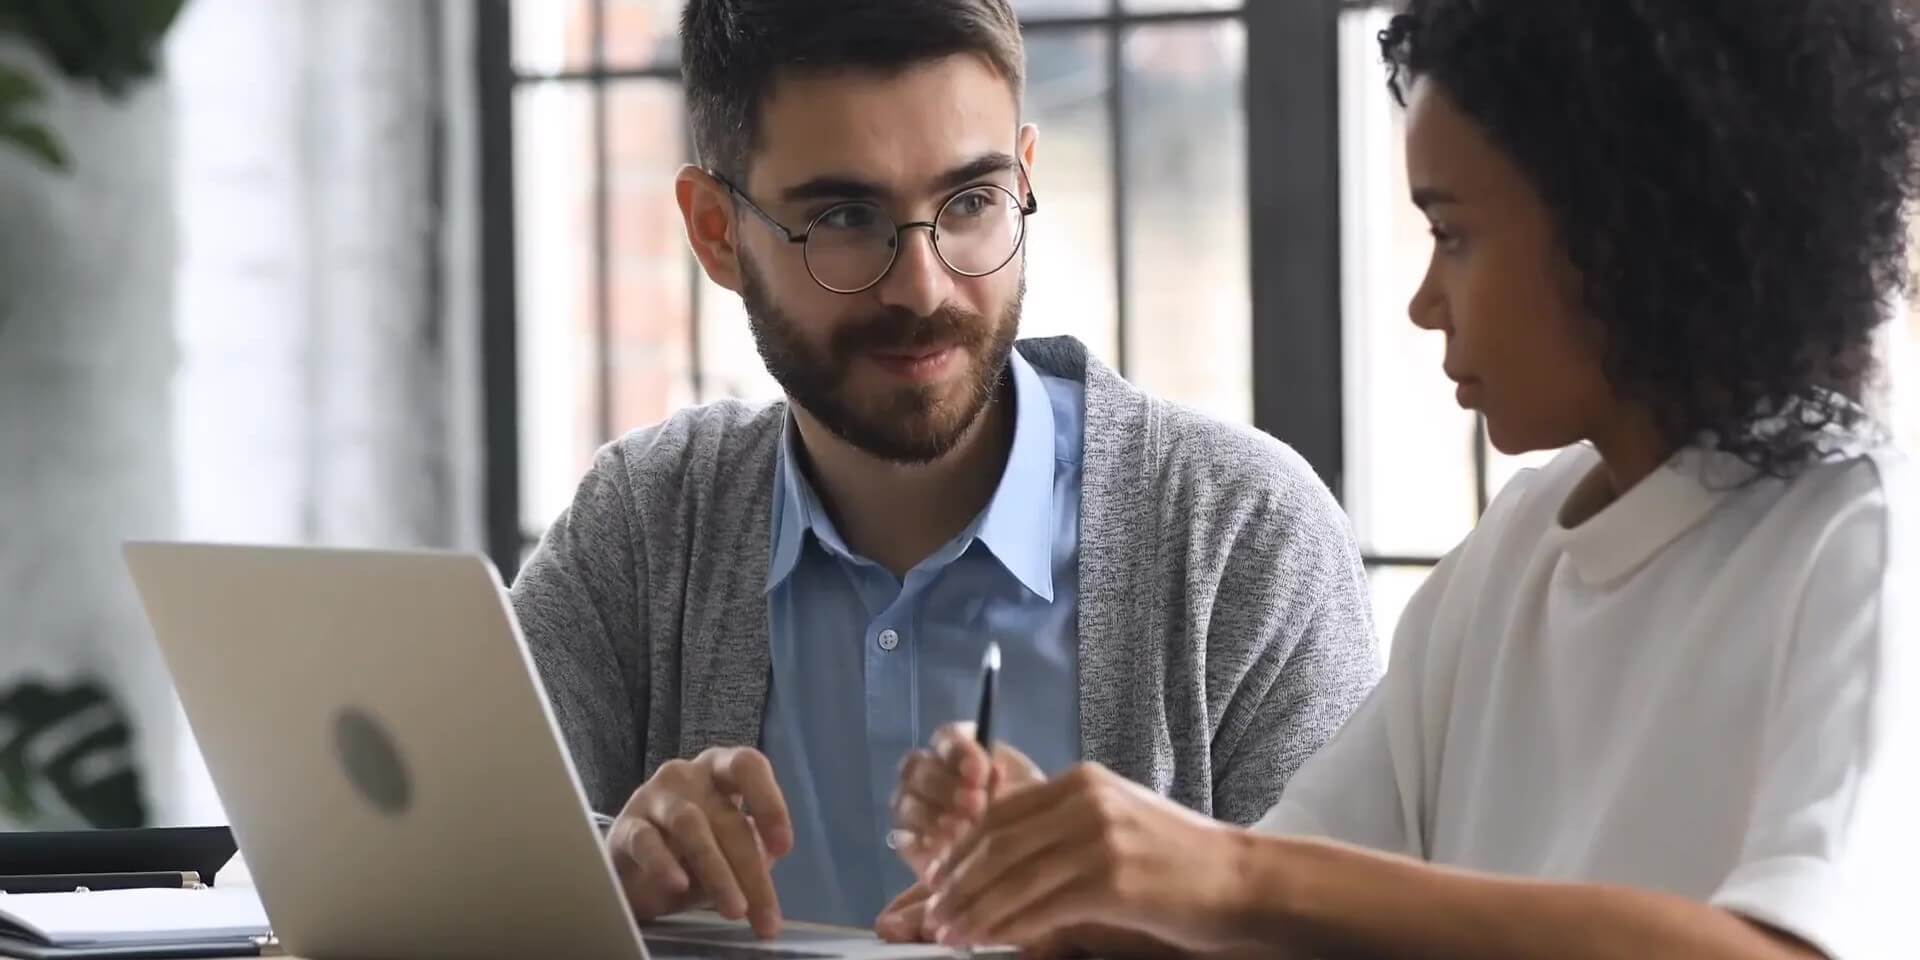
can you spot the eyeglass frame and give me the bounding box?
[707,162,1040,295]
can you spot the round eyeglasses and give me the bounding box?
[714,170,1039,295]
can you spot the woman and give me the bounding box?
[883,1,1919,957]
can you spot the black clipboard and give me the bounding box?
[0,828,237,894]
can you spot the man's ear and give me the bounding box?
[1018,122,1039,181]
[677,164,743,293]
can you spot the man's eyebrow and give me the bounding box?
[781,175,885,204]
[776,152,1021,205]
[930,152,1020,193]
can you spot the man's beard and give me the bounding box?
[739,254,1022,464]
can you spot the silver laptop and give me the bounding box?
[123,542,978,960]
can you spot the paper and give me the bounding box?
[0,886,269,946]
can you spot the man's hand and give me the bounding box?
[607,746,794,938]
[874,880,937,943]
[890,722,1044,878]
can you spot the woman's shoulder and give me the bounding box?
[1781,444,1908,514]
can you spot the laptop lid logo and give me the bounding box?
[333,707,411,816]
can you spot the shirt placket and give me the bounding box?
[836,562,910,911]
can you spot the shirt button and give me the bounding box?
[877,628,900,651]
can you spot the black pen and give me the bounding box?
[974,641,999,753]
[953,642,1001,959]
[0,870,203,894]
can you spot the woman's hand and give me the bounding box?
[874,880,938,944]
[923,762,1261,953]
[880,871,1200,959]
[891,721,1045,878]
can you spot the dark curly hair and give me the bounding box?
[1381,1,1920,477]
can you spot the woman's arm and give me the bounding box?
[1228,832,1821,960]
[922,766,1824,960]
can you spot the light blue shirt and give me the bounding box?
[759,351,1085,928]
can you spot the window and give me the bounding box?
[486,0,1292,574]
[1899,301,1920,451]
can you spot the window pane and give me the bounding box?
[515,84,599,532]
[1892,296,1920,452]
[512,0,594,74]
[1121,0,1241,12]
[1022,30,1119,366]
[608,82,697,437]
[605,0,681,70]
[1018,0,1106,17]
[696,274,782,404]
[1338,6,1477,557]
[1121,21,1251,423]
[1483,434,1563,506]
[1367,564,1432,662]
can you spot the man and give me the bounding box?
[510,0,1379,936]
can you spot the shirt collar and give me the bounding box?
[1548,446,1742,586]
[764,350,1059,600]
[767,418,847,592]
[974,350,1058,601]
[1547,399,1881,586]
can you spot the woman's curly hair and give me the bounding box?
[1381,1,1920,477]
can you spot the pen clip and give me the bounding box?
[974,641,1000,752]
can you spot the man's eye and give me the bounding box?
[817,204,883,231]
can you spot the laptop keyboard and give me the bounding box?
[644,923,853,944]
[642,937,835,959]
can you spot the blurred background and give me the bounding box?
[2,0,1914,831]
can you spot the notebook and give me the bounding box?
[0,887,270,951]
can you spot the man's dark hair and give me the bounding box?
[1382,1,1920,478]
[680,0,1025,182]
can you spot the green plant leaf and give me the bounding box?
[0,62,62,168]
[1,120,66,168]
[0,0,191,98]
[141,0,188,40]
[0,680,149,829]
[0,63,45,110]
[128,0,187,79]
[7,0,82,72]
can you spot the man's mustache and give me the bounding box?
[830,307,990,355]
